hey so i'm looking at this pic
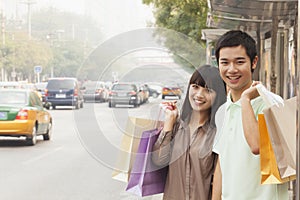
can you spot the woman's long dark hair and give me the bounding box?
[180,65,226,127]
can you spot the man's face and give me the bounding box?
[218,45,257,94]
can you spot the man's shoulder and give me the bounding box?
[251,96,266,111]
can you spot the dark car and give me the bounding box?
[45,77,84,109]
[108,82,141,108]
[82,81,109,103]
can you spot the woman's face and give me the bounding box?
[188,84,216,112]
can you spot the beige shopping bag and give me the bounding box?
[263,96,297,179]
[112,116,163,182]
[258,114,295,184]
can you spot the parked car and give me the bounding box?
[161,84,182,99]
[0,81,24,89]
[0,89,52,145]
[45,77,84,109]
[108,82,141,108]
[35,82,48,104]
[81,81,109,102]
[145,83,162,98]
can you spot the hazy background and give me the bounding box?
[1,0,154,39]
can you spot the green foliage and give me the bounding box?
[143,0,208,70]
[0,32,52,81]
[143,0,208,43]
[0,8,103,81]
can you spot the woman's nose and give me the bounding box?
[195,87,205,96]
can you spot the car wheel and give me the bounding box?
[109,101,115,108]
[26,126,37,146]
[45,103,50,110]
[152,92,158,98]
[52,105,56,110]
[75,102,80,109]
[162,95,165,99]
[43,122,52,141]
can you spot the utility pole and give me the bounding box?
[19,0,36,40]
[1,7,5,81]
[1,9,5,46]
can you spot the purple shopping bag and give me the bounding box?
[126,127,168,197]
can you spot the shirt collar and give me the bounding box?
[179,118,211,133]
[225,91,241,111]
[225,89,263,111]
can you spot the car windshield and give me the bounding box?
[112,84,136,91]
[47,79,75,90]
[83,81,104,89]
[0,91,27,105]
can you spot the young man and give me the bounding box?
[212,30,288,200]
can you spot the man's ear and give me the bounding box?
[251,56,259,70]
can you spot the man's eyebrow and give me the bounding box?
[219,57,246,60]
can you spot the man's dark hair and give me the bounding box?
[215,30,257,72]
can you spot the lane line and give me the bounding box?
[22,147,63,165]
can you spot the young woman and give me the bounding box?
[152,65,227,200]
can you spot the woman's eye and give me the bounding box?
[206,88,214,93]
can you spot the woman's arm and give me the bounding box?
[152,102,178,166]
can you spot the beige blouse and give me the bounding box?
[152,119,217,200]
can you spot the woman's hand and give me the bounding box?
[160,101,178,131]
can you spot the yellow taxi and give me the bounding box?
[0,89,52,145]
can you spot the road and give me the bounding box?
[0,96,180,200]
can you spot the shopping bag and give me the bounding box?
[112,117,163,182]
[256,84,297,180]
[126,127,168,196]
[263,96,297,179]
[258,114,294,184]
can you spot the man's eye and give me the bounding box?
[237,60,246,64]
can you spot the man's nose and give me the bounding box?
[228,63,237,72]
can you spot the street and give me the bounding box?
[0,96,177,200]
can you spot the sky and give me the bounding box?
[1,0,154,38]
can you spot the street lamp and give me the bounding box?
[19,0,36,40]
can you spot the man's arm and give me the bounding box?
[240,85,260,155]
[212,158,222,200]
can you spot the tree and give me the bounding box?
[31,8,103,78]
[0,32,52,82]
[143,0,208,70]
[1,8,104,81]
